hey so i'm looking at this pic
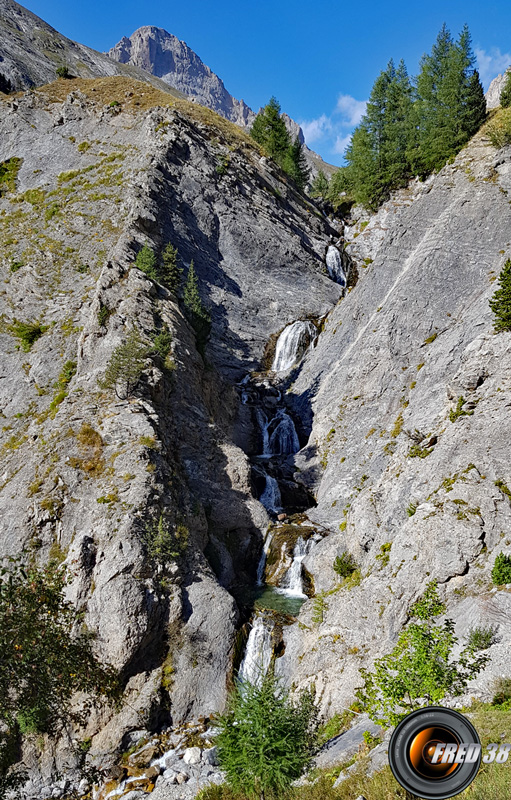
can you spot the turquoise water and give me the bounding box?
[253,584,307,616]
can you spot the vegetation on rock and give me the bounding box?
[99,329,149,399]
[491,552,511,585]
[183,260,211,354]
[0,557,118,794]
[312,24,486,209]
[214,671,318,799]
[357,581,490,726]
[489,258,511,332]
[250,97,310,189]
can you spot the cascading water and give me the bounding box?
[326,245,347,287]
[255,407,271,455]
[259,474,282,513]
[256,529,274,585]
[272,320,317,373]
[277,537,311,598]
[268,410,300,455]
[238,613,274,686]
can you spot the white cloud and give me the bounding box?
[298,94,366,163]
[475,47,511,90]
[333,134,352,155]
[299,114,332,144]
[335,94,367,126]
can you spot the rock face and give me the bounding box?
[108,27,253,128]
[486,68,510,109]
[276,122,511,717]
[0,75,340,794]
[107,26,336,179]
[0,0,184,94]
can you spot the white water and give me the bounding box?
[255,408,271,455]
[256,529,274,584]
[269,410,300,455]
[272,320,316,373]
[259,474,282,513]
[326,245,347,286]
[238,614,274,686]
[277,537,310,597]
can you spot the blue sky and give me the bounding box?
[26,0,511,166]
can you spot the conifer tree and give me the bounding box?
[250,97,291,166]
[489,259,511,332]
[135,244,158,281]
[500,70,511,108]
[183,260,211,353]
[285,137,310,189]
[161,242,182,293]
[310,170,329,198]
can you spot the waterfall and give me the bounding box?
[238,614,274,686]
[269,410,300,455]
[277,537,310,597]
[255,408,271,455]
[259,475,282,513]
[256,529,274,585]
[272,320,316,373]
[326,245,347,287]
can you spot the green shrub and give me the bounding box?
[0,558,118,790]
[99,329,149,399]
[333,552,357,579]
[97,304,112,328]
[9,320,48,352]
[357,581,490,726]
[467,624,499,651]
[408,443,434,458]
[142,514,188,565]
[0,157,22,196]
[56,66,71,79]
[9,260,23,273]
[215,671,318,799]
[490,259,511,332]
[312,592,328,625]
[492,677,511,708]
[492,552,511,585]
[406,502,417,516]
[183,260,211,354]
[449,396,474,422]
[376,542,392,568]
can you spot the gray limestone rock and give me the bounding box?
[486,69,511,109]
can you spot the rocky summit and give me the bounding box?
[1,5,511,800]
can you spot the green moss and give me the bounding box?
[376,542,392,567]
[408,443,434,458]
[77,141,91,153]
[424,331,438,344]
[495,479,511,503]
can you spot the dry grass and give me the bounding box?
[30,76,261,154]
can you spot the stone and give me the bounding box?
[176,772,188,784]
[182,747,201,765]
[202,746,219,766]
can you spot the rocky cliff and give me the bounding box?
[486,68,510,108]
[276,120,511,717]
[107,25,336,180]
[0,74,341,796]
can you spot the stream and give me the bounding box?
[237,319,322,684]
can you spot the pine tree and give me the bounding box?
[500,71,511,108]
[99,329,149,399]
[161,242,181,293]
[135,244,158,281]
[309,170,329,198]
[489,259,511,332]
[250,97,291,167]
[284,137,310,189]
[183,260,211,353]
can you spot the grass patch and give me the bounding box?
[0,157,22,195]
[9,320,48,352]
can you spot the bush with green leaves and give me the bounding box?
[215,671,318,800]
[142,513,188,566]
[56,66,71,79]
[492,552,511,585]
[357,581,490,727]
[489,259,511,333]
[99,329,149,399]
[333,551,357,579]
[0,557,118,792]
[152,324,173,365]
[135,244,159,280]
